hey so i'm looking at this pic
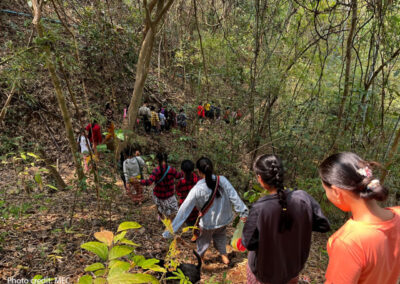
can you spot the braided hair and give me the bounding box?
[254,154,293,233]
[156,152,169,177]
[196,157,221,198]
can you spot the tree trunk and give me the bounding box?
[127,27,156,131]
[32,0,85,182]
[333,0,357,148]
[38,147,67,191]
[381,116,400,182]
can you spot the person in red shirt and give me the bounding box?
[85,121,102,157]
[319,152,400,284]
[140,152,182,221]
[197,102,205,121]
[176,160,199,226]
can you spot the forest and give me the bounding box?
[1,0,399,283]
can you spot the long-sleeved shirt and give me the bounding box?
[164,175,248,236]
[123,157,145,181]
[242,189,330,284]
[138,106,151,118]
[140,165,182,199]
[150,111,159,127]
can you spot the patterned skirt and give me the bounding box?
[247,264,298,284]
[152,193,178,217]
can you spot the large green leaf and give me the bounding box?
[117,222,141,232]
[84,262,105,272]
[120,238,140,247]
[78,275,93,284]
[81,242,108,261]
[113,231,127,243]
[107,273,159,284]
[109,245,134,260]
[93,278,106,284]
[108,260,131,277]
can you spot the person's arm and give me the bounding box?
[163,187,197,238]
[241,206,259,251]
[220,176,249,218]
[140,168,157,185]
[173,168,183,179]
[325,239,362,284]
[137,156,146,168]
[307,193,331,233]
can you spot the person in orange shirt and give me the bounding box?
[319,152,400,284]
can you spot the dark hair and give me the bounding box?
[254,154,292,233]
[105,103,111,110]
[319,152,388,201]
[181,160,194,182]
[150,106,155,111]
[180,109,184,113]
[196,157,221,197]
[156,152,168,176]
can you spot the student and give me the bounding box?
[124,146,146,203]
[138,103,151,133]
[242,154,330,284]
[204,102,211,118]
[177,109,187,131]
[197,102,205,121]
[77,129,91,172]
[176,160,199,226]
[163,157,248,265]
[104,120,115,151]
[140,152,182,220]
[318,152,400,284]
[85,121,102,157]
[158,109,166,132]
[150,106,160,133]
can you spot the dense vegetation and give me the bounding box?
[1,0,399,282]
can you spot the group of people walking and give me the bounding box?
[77,101,400,283]
[138,102,187,134]
[120,145,400,284]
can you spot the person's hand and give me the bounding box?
[162,231,173,239]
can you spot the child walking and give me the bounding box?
[319,152,400,284]
[140,152,182,220]
[242,154,330,284]
[175,160,199,226]
[163,157,248,265]
[123,146,145,203]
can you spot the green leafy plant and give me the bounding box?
[78,221,164,284]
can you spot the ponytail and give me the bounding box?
[196,157,221,198]
[181,160,195,183]
[156,152,168,176]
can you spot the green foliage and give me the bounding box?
[79,222,163,284]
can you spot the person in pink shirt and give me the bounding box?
[319,152,400,284]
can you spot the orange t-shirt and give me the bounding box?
[325,206,400,284]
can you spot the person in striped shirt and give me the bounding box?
[140,152,182,220]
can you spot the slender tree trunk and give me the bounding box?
[125,0,174,132]
[381,115,400,182]
[38,147,67,191]
[333,0,357,148]
[32,0,85,182]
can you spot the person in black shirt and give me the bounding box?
[242,154,330,284]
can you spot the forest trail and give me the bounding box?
[0,130,329,283]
